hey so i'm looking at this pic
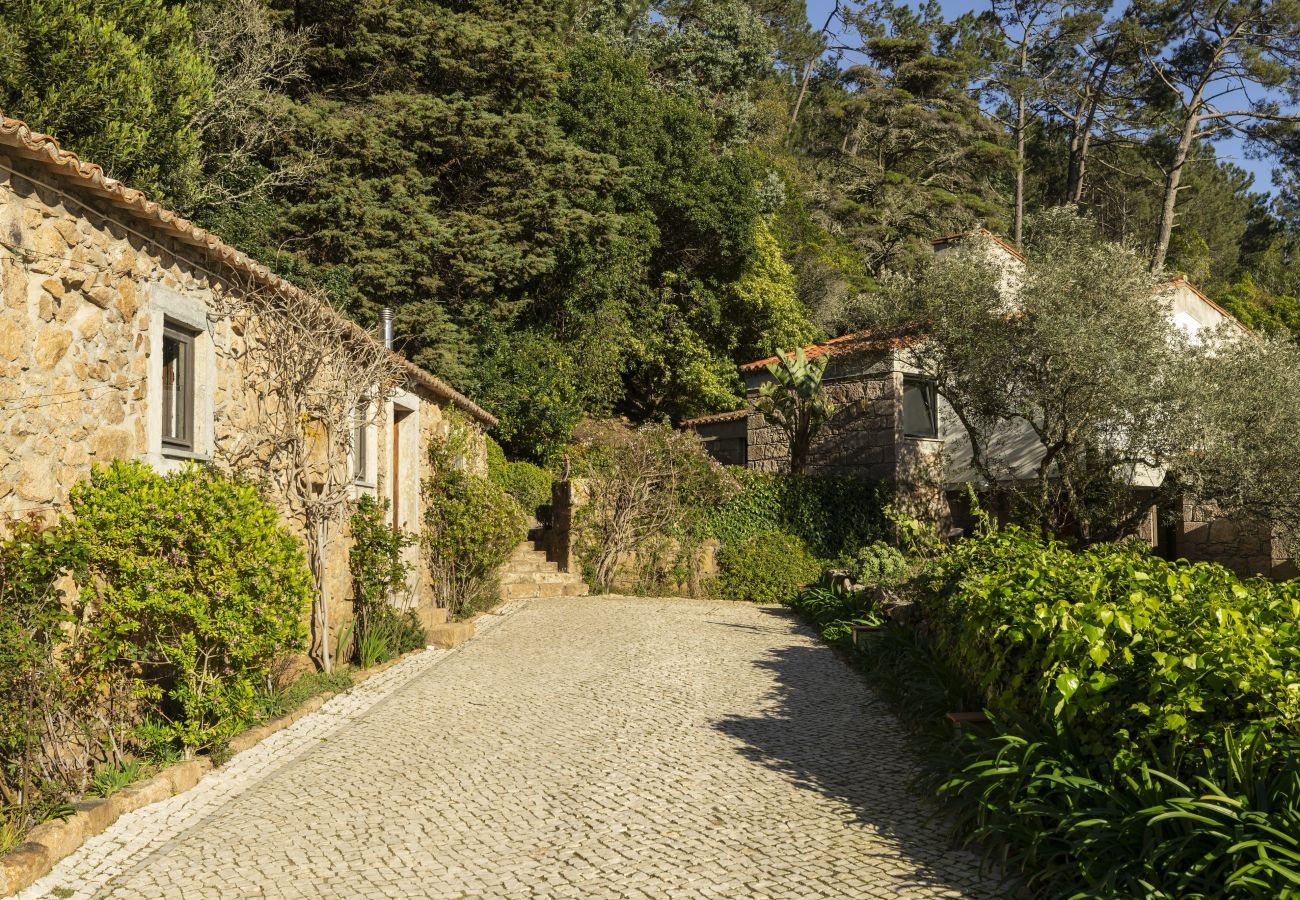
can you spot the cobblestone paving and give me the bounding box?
[22,596,1000,899]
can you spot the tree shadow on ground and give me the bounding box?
[712,606,1002,897]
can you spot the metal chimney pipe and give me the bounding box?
[380,307,394,350]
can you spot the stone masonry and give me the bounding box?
[20,596,1001,899]
[0,119,496,648]
[743,347,901,482]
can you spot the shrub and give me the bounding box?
[347,495,418,662]
[0,519,86,825]
[847,541,909,587]
[924,525,1300,770]
[64,461,313,752]
[878,525,1300,896]
[573,420,733,591]
[498,460,553,521]
[788,582,884,643]
[696,469,889,559]
[424,413,527,619]
[715,532,820,603]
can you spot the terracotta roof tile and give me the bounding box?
[0,114,496,426]
[739,323,926,373]
[680,409,747,428]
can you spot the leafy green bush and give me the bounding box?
[788,582,884,643]
[65,461,313,752]
[487,434,554,519]
[0,519,83,825]
[424,413,527,619]
[890,525,1300,896]
[847,541,909,587]
[347,495,419,663]
[697,469,889,559]
[498,461,553,521]
[715,532,820,603]
[925,526,1300,770]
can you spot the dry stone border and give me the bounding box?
[4,601,522,898]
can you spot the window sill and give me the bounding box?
[353,480,377,490]
[161,446,212,463]
[903,435,943,444]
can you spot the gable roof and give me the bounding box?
[1161,277,1251,335]
[681,409,747,428]
[738,323,926,374]
[931,228,1027,262]
[0,114,497,426]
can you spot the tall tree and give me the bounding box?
[0,0,214,206]
[1134,0,1300,272]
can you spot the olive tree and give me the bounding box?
[880,209,1189,541]
[1177,333,1300,556]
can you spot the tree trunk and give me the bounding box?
[312,526,333,673]
[1151,108,1200,273]
[1067,52,1115,206]
[787,58,814,143]
[1014,93,1025,247]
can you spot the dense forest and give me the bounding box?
[4,0,1299,460]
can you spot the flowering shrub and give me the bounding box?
[64,461,312,752]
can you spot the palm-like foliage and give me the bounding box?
[756,347,835,474]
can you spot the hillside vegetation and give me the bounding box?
[5,0,1298,454]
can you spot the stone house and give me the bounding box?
[0,114,496,641]
[688,229,1293,578]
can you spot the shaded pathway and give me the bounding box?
[23,596,998,899]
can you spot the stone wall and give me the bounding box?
[744,349,900,480]
[1176,498,1295,580]
[0,150,488,650]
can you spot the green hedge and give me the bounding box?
[715,532,820,603]
[696,470,889,560]
[913,526,1300,895]
[926,526,1300,769]
[486,434,553,521]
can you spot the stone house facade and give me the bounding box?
[689,230,1294,579]
[0,115,495,642]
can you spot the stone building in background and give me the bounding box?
[0,114,496,642]
[686,230,1294,579]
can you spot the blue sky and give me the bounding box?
[803,0,1279,195]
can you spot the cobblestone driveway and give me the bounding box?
[23,596,999,899]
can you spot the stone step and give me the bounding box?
[427,621,474,648]
[501,580,590,600]
[499,570,585,587]
[504,548,551,561]
[502,557,557,574]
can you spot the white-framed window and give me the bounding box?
[161,320,196,452]
[352,397,371,484]
[147,287,214,466]
[902,377,939,439]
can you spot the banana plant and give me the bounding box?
[756,346,835,475]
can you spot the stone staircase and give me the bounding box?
[498,536,590,601]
